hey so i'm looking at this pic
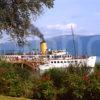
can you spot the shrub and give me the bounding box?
[32,79,55,100]
[0,61,35,98]
[0,61,100,100]
[44,68,66,88]
[41,67,100,100]
[0,78,10,95]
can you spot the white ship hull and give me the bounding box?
[39,56,96,71]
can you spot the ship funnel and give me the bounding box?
[40,40,47,55]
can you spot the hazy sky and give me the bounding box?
[35,0,100,38]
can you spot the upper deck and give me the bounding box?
[47,50,72,59]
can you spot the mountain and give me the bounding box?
[46,35,100,56]
[0,35,100,56]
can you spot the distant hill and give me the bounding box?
[46,35,100,56]
[0,35,100,56]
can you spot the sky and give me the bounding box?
[1,0,100,43]
[34,0,100,38]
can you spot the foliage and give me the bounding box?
[0,0,54,45]
[40,67,100,100]
[0,61,100,100]
[33,79,55,100]
[44,68,66,88]
[0,61,13,68]
[0,61,35,98]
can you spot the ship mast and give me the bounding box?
[71,26,77,58]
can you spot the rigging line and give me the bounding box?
[71,26,77,58]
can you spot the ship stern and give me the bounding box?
[87,56,96,67]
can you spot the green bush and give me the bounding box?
[32,75,55,100]
[0,61,35,98]
[0,61,100,100]
[41,67,100,100]
[44,68,66,88]
[0,78,10,95]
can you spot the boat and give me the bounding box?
[38,27,96,72]
[39,49,96,71]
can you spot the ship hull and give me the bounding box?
[39,56,96,71]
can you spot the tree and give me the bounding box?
[0,0,54,44]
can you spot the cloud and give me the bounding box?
[46,23,78,30]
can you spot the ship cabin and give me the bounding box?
[47,50,72,59]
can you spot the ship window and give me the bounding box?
[57,56,59,58]
[59,55,61,58]
[64,61,66,63]
[61,61,63,63]
[57,61,59,63]
[68,61,70,63]
[75,61,77,63]
[71,61,73,63]
[54,61,56,63]
[51,61,53,63]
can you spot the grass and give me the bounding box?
[0,95,31,100]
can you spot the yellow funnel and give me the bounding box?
[40,40,47,55]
